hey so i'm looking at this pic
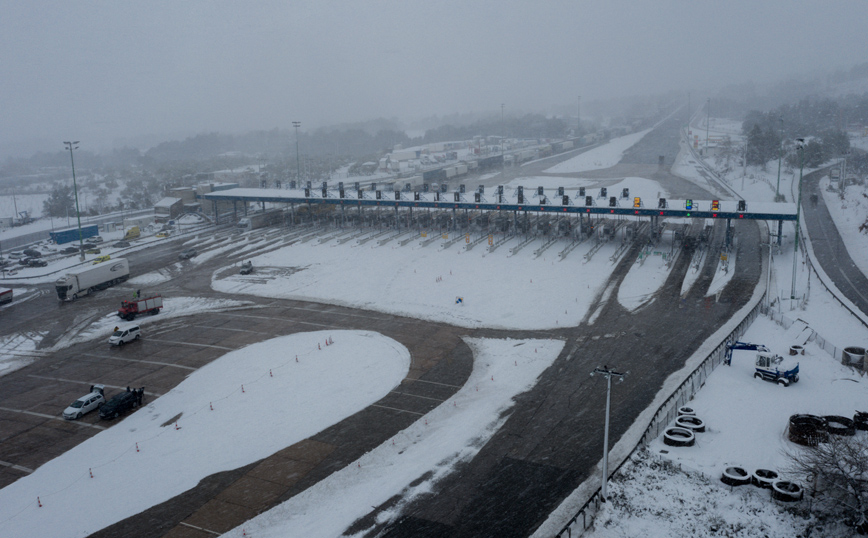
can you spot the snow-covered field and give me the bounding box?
[544,129,652,174]
[0,331,412,538]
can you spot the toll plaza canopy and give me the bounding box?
[202,187,798,222]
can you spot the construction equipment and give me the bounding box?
[724,341,769,366]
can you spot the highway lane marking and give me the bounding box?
[389,391,446,403]
[371,404,425,416]
[192,325,271,335]
[79,352,197,371]
[178,522,221,536]
[0,459,33,473]
[406,378,463,389]
[145,338,235,351]
[26,375,164,397]
[0,406,106,430]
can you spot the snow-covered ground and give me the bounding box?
[223,337,564,538]
[0,331,412,538]
[544,129,653,174]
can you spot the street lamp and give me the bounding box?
[293,121,301,182]
[790,138,806,302]
[590,365,627,501]
[63,141,86,261]
[774,116,784,200]
[501,103,505,157]
[705,98,710,156]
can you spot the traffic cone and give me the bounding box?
[210,402,213,411]
[318,343,321,350]
[89,468,93,478]
[136,442,140,452]
[295,355,298,362]
[37,497,42,508]
[175,422,180,430]
[269,369,273,377]
[241,384,245,393]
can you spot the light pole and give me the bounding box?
[293,121,301,182]
[500,104,505,156]
[705,98,710,156]
[590,365,627,501]
[774,116,784,200]
[577,95,581,135]
[64,141,86,261]
[790,138,806,302]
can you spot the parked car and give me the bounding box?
[22,248,42,258]
[26,258,48,267]
[155,231,170,238]
[178,248,197,260]
[92,255,111,264]
[240,260,254,275]
[85,236,104,243]
[61,246,80,255]
[8,251,25,259]
[98,387,145,420]
[112,241,131,248]
[109,325,141,346]
[85,247,101,255]
[62,384,106,420]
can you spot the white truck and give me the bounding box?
[237,209,284,231]
[56,258,130,301]
[0,288,11,304]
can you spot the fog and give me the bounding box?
[3,0,868,157]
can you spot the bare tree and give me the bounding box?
[786,433,868,534]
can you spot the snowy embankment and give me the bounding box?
[0,330,411,538]
[222,337,564,538]
[585,315,867,538]
[544,129,653,174]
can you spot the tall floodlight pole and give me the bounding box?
[791,138,805,302]
[293,121,301,182]
[577,95,581,134]
[590,365,627,501]
[705,98,710,156]
[501,103,505,156]
[63,141,86,261]
[775,116,784,200]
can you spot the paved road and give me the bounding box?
[801,168,868,316]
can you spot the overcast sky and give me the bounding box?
[3,0,868,157]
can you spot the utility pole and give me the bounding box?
[590,365,627,502]
[791,139,806,303]
[577,95,581,135]
[705,98,710,157]
[774,116,784,200]
[293,121,301,182]
[501,103,505,156]
[63,141,86,262]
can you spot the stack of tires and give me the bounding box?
[663,406,706,447]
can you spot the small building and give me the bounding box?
[154,197,183,222]
[169,187,197,204]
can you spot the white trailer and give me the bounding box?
[56,258,130,301]
[237,209,284,231]
[0,288,12,304]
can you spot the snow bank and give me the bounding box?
[544,129,652,174]
[0,330,410,538]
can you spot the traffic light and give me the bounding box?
[585,195,593,206]
[578,187,585,197]
[562,195,569,206]
[711,200,720,211]
[633,197,641,208]
[609,196,617,207]
[376,190,382,200]
[685,199,693,210]
[414,192,420,201]
[475,192,481,203]
[454,192,460,202]
[737,200,746,212]
[658,198,667,209]
[558,186,564,196]
[538,186,544,196]
[304,188,311,197]
[395,191,401,201]
[600,187,607,198]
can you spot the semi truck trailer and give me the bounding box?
[237,209,284,231]
[56,258,130,301]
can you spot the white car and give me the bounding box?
[62,385,106,420]
[109,325,141,346]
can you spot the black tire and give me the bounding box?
[135,334,140,340]
[663,427,695,447]
[754,372,763,380]
[675,415,706,433]
[119,340,125,346]
[677,406,695,417]
[75,412,82,420]
[127,313,136,321]
[771,480,803,502]
[777,378,789,387]
[751,469,779,488]
[792,374,799,383]
[150,309,159,315]
[72,294,77,301]
[824,415,856,436]
[721,466,751,487]
[854,411,868,431]
[788,414,829,446]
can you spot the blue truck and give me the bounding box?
[50,224,99,245]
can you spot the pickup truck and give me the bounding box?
[99,387,145,420]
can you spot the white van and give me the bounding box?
[109,325,141,346]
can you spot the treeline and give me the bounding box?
[742,95,868,168]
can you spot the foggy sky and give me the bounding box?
[3,0,868,157]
